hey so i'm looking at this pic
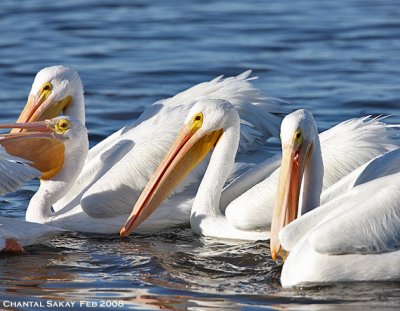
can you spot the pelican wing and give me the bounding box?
[321,148,400,203]
[58,105,207,218]
[225,116,399,231]
[55,72,288,220]
[281,172,400,253]
[52,135,136,213]
[310,183,400,255]
[220,154,281,212]
[319,116,399,189]
[153,70,289,153]
[280,182,400,287]
[0,146,40,195]
[352,148,400,186]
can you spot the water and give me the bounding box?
[0,0,399,309]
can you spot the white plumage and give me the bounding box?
[223,115,399,230]
[17,66,288,233]
[280,170,400,287]
[120,99,269,240]
[280,148,400,252]
[0,146,39,195]
[264,110,400,286]
[0,121,71,252]
[0,217,65,252]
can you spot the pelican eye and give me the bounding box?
[54,118,70,134]
[190,112,203,131]
[41,82,52,92]
[59,121,69,129]
[294,129,303,146]
[39,82,52,100]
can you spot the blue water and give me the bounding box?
[0,0,400,310]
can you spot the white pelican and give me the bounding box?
[269,110,400,286]
[1,116,127,233]
[120,99,268,240]
[15,66,288,233]
[0,118,73,252]
[270,109,325,258]
[269,110,399,256]
[223,112,399,231]
[279,147,400,252]
[280,169,400,287]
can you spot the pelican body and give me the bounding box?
[121,99,269,240]
[2,117,128,235]
[0,217,65,253]
[223,113,399,232]
[270,109,400,286]
[281,170,400,287]
[14,66,288,233]
[0,118,75,252]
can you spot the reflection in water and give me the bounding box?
[1,230,399,309]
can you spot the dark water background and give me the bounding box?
[0,0,400,310]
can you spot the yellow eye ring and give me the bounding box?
[55,118,70,134]
[59,121,69,129]
[293,129,303,144]
[39,82,52,103]
[41,82,52,92]
[190,112,203,131]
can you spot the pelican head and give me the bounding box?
[12,66,84,133]
[120,99,239,236]
[270,109,320,260]
[0,116,87,180]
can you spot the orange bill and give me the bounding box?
[270,143,309,260]
[120,126,223,237]
[11,94,71,133]
[0,121,65,179]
